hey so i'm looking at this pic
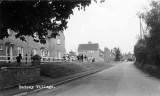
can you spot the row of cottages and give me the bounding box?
[78,42,104,62]
[0,29,66,63]
[122,53,135,61]
[104,47,115,62]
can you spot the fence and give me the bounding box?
[0,55,64,63]
[41,57,64,62]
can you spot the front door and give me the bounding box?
[6,46,13,63]
[58,51,61,59]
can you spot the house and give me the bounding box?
[122,52,135,61]
[104,47,115,62]
[78,42,104,62]
[0,29,66,63]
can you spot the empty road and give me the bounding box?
[29,62,160,96]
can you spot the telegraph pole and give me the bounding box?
[139,15,143,39]
[137,11,145,39]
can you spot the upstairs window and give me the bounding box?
[33,32,39,41]
[33,49,37,55]
[87,50,94,53]
[91,50,94,53]
[0,44,3,50]
[57,38,61,44]
[7,29,11,36]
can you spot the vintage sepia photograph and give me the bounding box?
[0,0,160,96]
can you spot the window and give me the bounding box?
[33,32,39,41]
[48,51,50,57]
[7,29,11,35]
[57,51,61,59]
[57,38,61,44]
[87,50,94,53]
[44,51,49,57]
[17,47,23,57]
[41,50,45,57]
[0,44,3,50]
[33,49,37,55]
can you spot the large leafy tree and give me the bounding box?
[134,38,146,63]
[113,47,122,61]
[0,0,104,43]
[134,1,160,66]
[144,1,160,66]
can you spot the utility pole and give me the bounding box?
[138,11,145,39]
[139,15,143,39]
[139,16,142,39]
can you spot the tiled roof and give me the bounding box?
[99,49,104,54]
[78,43,99,51]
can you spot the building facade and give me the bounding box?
[78,42,104,62]
[122,53,135,61]
[0,29,66,63]
[104,47,115,62]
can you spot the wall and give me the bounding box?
[0,67,40,90]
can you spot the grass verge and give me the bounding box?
[40,62,109,78]
[134,61,160,79]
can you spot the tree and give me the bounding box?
[135,1,160,66]
[134,38,146,63]
[0,0,105,43]
[113,47,121,61]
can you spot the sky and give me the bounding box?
[64,0,151,54]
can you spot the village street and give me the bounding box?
[28,62,160,96]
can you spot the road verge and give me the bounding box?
[134,61,160,80]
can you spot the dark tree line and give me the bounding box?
[113,47,122,61]
[134,1,160,67]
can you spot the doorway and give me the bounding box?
[6,46,13,63]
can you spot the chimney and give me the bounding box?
[88,41,92,44]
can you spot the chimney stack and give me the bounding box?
[88,41,92,44]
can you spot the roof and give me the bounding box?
[99,49,104,54]
[78,43,99,51]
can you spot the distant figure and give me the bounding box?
[63,56,66,62]
[77,55,79,62]
[84,55,87,61]
[63,56,66,60]
[81,54,83,62]
[25,54,27,64]
[68,56,70,61]
[92,58,95,62]
[16,54,22,66]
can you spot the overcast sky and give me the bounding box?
[64,0,150,54]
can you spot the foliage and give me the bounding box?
[134,1,160,67]
[113,47,121,61]
[0,0,102,43]
[134,39,146,63]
